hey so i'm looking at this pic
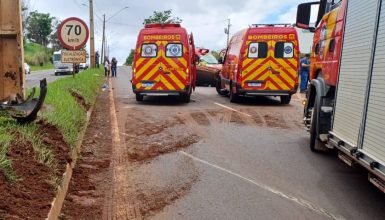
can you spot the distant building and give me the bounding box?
[295,27,314,54]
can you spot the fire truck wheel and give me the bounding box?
[136,94,144,102]
[280,95,292,104]
[309,98,328,152]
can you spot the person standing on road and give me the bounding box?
[95,51,100,68]
[300,54,311,93]
[104,57,110,77]
[111,57,118,77]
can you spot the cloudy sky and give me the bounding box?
[28,0,314,64]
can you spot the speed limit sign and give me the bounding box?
[58,17,89,50]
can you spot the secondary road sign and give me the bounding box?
[58,17,89,50]
[61,50,87,63]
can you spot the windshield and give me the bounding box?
[200,53,219,64]
[53,54,61,62]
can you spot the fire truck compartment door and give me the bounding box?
[361,1,385,165]
[332,0,380,147]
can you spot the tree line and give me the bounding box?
[22,0,61,50]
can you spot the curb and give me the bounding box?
[46,97,97,220]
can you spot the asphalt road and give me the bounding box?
[25,69,70,88]
[107,66,385,220]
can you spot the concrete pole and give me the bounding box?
[227,18,231,46]
[89,0,96,68]
[101,14,106,65]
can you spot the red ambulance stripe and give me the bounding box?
[242,57,272,81]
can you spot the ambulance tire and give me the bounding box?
[181,93,191,103]
[216,76,228,96]
[136,94,144,102]
[229,85,239,103]
[280,95,292,104]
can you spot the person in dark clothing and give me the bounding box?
[300,54,311,93]
[111,57,118,77]
[95,51,100,68]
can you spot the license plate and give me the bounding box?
[248,82,262,87]
[142,83,154,88]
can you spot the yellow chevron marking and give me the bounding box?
[135,58,158,78]
[269,61,295,86]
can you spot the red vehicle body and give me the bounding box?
[217,25,300,104]
[297,0,347,151]
[308,0,346,86]
[195,48,222,86]
[132,23,196,103]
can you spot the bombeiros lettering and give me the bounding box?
[144,35,182,41]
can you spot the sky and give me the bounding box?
[28,0,315,64]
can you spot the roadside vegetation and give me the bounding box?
[24,42,54,71]
[42,69,103,147]
[0,68,103,184]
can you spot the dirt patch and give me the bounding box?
[37,120,72,173]
[127,135,199,162]
[70,91,90,111]
[0,140,54,219]
[190,112,210,126]
[0,120,72,219]
[123,109,199,162]
[136,173,199,218]
[61,89,113,220]
[230,112,245,124]
[263,114,290,129]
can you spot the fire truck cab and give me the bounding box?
[132,23,196,103]
[217,24,300,104]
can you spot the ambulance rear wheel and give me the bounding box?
[136,94,143,102]
[229,86,239,103]
[181,93,191,103]
[280,95,292,104]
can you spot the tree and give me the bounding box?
[125,49,135,66]
[50,18,62,51]
[26,11,54,46]
[143,10,182,25]
[22,0,31,35]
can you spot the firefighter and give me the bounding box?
[300,54,310,93]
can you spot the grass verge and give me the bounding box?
[30,63,54,71]
[0,68,103,183]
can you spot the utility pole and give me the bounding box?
[89,0,96,68]
[101,14,106,65]
[225,18,231,46]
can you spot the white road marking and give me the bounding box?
[214,102,252,117]
[179,151,345,220]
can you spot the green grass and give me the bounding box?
[0,68,104,183]
[41,68,103,147]
[30,63,54,71]
[24,42,53,70]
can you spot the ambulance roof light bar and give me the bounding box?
[145,23,181,28]
[251,23,294,27]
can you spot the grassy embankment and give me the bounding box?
[24,42,54,71]
[0,68,103,183]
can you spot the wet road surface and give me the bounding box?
[104,66,385,219]
[26,69,78,88]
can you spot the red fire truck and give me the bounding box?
[297,0,385,192]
